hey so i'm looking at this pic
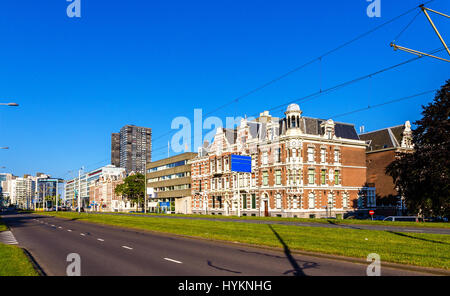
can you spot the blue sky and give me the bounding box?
[0,0,448,180]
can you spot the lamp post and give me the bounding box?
[0,103,19,106]
[78,167,84,214]
[144,162,147,214]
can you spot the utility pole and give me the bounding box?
[144,161,147,214]
[78,168,82,214]
[237,173,240,217]
[43,183,46,211]
[55,180,59,212]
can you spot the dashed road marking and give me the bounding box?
[67,229,72,232]
[58,226,62,229]
[122,246,133,250]
[97,238,104,242]
[164,258,182,264]
[80,233,86,236]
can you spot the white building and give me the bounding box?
[10,176,36,209]
[64,165,126,209]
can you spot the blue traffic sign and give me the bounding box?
[230,155,252,173]
[159,202,170,207]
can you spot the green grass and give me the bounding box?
[0,218,7,232]
[112,211,450,229]
[0,244,39,276]
[0,217,38,276]
[39,211,450,270]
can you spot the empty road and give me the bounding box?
[1,212,433,276]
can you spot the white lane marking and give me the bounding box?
[67,229,72,232]
[122,246,133,250]
[0,231,18,245]
[164,258,182,264]
[58,226,62,229]
[97,238,104,242]
[51,225,55,227]
[80,233,86,236]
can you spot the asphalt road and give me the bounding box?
[1,212,433,276]
[100,212,450,235]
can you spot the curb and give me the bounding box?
[34,213,450,276]
[22,248,47,276]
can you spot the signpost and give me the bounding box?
[369,210,375,220]
[230,155,252,217]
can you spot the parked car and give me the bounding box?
[383,216,419,222]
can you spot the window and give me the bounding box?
[276,194,282,209]
[242,194,247,209]
[334,150,340,163]
[308,192,315,209]
[262,171,269,186]
[308,169,315,185]
[343,193,349,208]
[277,148,281,162]
[328,194,334,207]
[334,170,340,185]
[307,147,314,162]
[251,194,256,209]
[275,170,281,185]
[262,152,268,165]
[320,148,326,163]
[321,170,326,185]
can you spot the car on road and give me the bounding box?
[383,216,419,222]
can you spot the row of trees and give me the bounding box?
[386,80,449,218]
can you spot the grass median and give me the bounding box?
[39,211,450,270]
[120,212,450,229]
[0,218,38,276]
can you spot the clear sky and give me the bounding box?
[0,0,448,180]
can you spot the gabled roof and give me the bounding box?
[359,124,405,151]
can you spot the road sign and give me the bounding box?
[159,202,170,207]
[230,155,252,173]
[369,210,375,216]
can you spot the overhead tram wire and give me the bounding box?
[331,89,440,119]
[151,48,445,159]
[266,46,446,115]
[150,0,437,145]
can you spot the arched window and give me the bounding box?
[308,192,315,209]
[276,193,282,209]
[343,193,349,209]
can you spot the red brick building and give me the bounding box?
[359,121,414,215]
[190,104,373,218]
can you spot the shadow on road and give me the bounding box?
[207,260,242,274]
[268,225,315,276]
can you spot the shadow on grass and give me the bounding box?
[387,231,450,246]
[268,225,310,276]
[327,219,363,230]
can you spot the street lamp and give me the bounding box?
[0,103,19,106]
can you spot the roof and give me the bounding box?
[359,124,405,151]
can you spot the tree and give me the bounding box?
[386,80,450,218]
[114,173,145,212]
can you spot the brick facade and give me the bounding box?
[190,104,372,218]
